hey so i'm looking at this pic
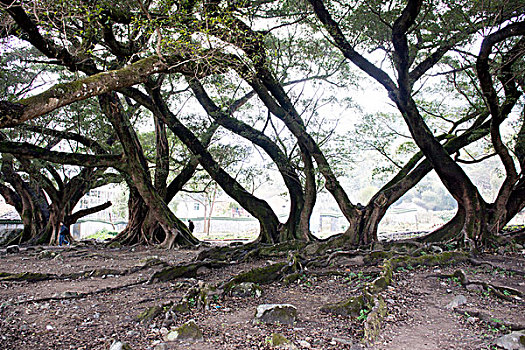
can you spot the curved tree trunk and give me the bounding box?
[112,185,149,245]
[186,77,311,243]
[1,156,49,244]
[99,93,199,248]
[141,86,282,244]
[296,147,318,241]
[420,206,466,243]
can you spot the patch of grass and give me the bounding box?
[487,324,500,333]
[357,308,369,322]
[85,229,118,241]
[345,271,373,288]
[188,297,196,308]
[450,276,460,285]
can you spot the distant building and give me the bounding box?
[75,186,117,222]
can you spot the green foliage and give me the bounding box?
[357,307,370,322]
[85,228,118,241]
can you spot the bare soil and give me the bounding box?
[0,242,523,350]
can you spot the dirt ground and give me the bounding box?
[0,241,523,350]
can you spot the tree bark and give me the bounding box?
[98,93,199,248]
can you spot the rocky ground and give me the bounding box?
[0,241,523,350]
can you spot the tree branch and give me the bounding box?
[0,141,123,168]
[67,201,112,224]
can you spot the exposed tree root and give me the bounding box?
[220,251,306,292]
[196,240,309,263]
[453,308,525,331]
[148,260,230,283]
[363,294,387,343]
[469,257,525,276]
[15,279,147,305]
[0,271,53,282]
[319,250,472,345]
[0,258,169,283]
[136,280,221,327]
[429,269,523,302]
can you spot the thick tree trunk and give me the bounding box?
[113,185,149,245]
[420,207,466,243]
[154,115,169,199]
[113,184,173,247]
[0,156,49,244]
[99,93,199,248]
[295,148,317,241]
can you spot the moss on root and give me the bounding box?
[137,305,164,322]
[320,250,472,345]
[222,262,287,292]
[0,272,54,282]
[363,295,387,343]
[390,251,469,269]
[149,263,202,282]
[320,294,368,317]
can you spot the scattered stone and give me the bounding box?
[466,284,485,293]
[6,245,20,254]
[321,295,365,317]
[164,320,203,342]
[430,245,443,254]
[61,291,79,298]
[298,340,311,348]
[159,327,169,337]
[467,317,478,324]
[153,343,167,350]
[137,305,163,323]
[107,241,122,249]
[46,325,54,330]
[109,340,132,350]
[446,295,467,309]
[254,304,297,325]
[270,333,297,348]
[140,255,159,263]
[171,300,190,314]
[494,330,525,350]
[196,266,211,276]
[332,337,355,346]
[38,250,56,259]
[230,282,263,297]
